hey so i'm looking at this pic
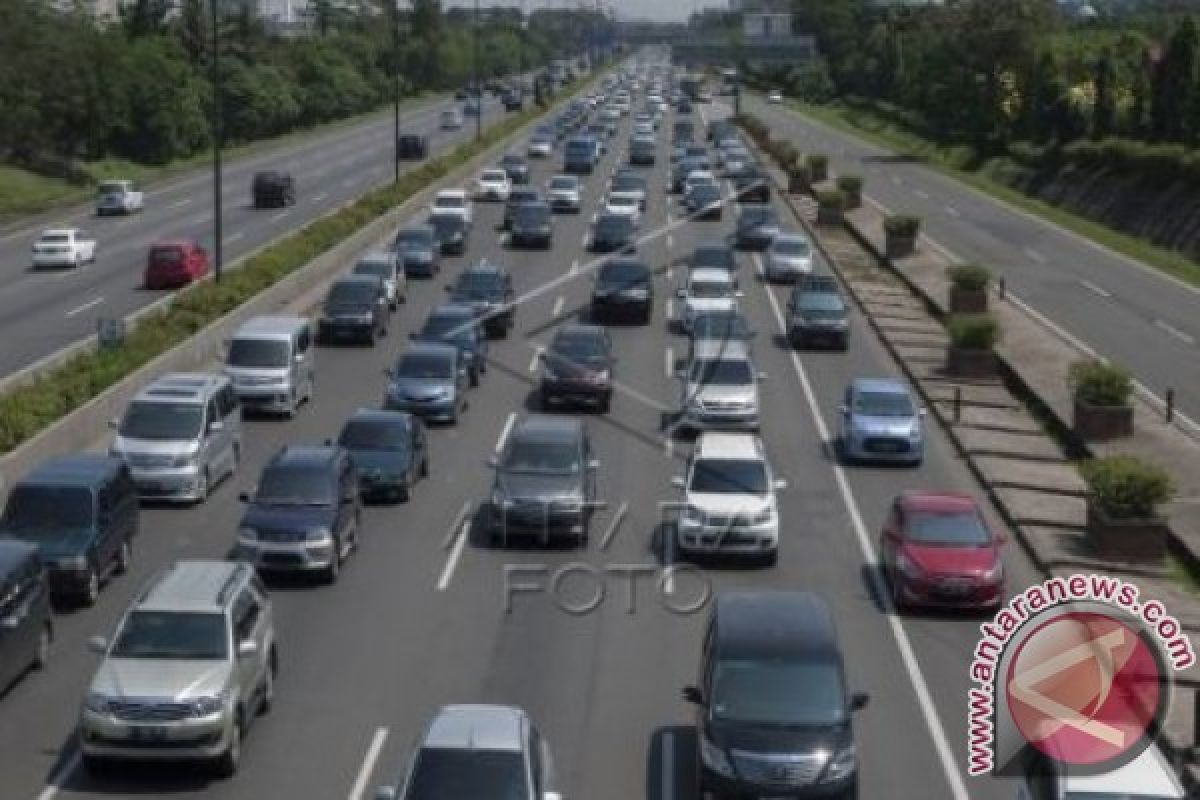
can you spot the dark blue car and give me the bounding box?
[337,409,429,503]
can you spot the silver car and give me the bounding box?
[352,250,407,310]
[840,378,925,465]
[764,233,814,282]
[678,341,763,431]
[79,561,276,777]
[384,343,470,424]
[547,175,582,213]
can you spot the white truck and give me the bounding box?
[95,180,144,215]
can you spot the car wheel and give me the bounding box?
[82,568,100,606]
[115,539,132,575]
[33,623,52,670]
[259,648,277,714]
[420,456,430,478]
[323,540,341,584]
[214,713,242,778]
[469,367,480,387]
[196,468,211,504]
[889,568,907,612]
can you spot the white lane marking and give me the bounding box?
[1156,319,1196,345]
[599,501,629,551]
[570,259,580,274]
[666,233,673,249]
[168,198,191,210]
[65,296,103,317]
[270,211,291,223]
[495,411,517,453]
[945,205,959,217]
[347,727,390,800]
[552,296,565,316]
[436,518,470,592]
[226,231,245,243]
[757,262,971,800]
[661,730,674,800]
[1023,247,1046,264]
[35,750,80,800]
[664,347,674,378]
[1079,279,1111,299]
[311,192,328,204]
[528,346,543,373]
[914,189,930,200]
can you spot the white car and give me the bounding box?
[767,89,784,104]
[672,431,785,561]
[676,267,741,333]
[95,180,144,216]
[476,169,512,202]
[601,106,621,122]
[440,109,463,130]
[604,192,642,226]
[547,175,582,213]
[633,121,655,138]
[32,228,96,269]
[765,233,814,282]
[432,189,472,225]
[527,136,553,158]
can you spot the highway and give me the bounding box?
[743,94,1200,427]
[0,85,1039,800]
[0,93,508,381]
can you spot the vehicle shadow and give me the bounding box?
[46,735,218,795]
[646,725,698,800]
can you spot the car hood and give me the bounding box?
[849,414,918,436]
[685,491,771,516]
[494,471,583,503]
[389,376,455,399]
[904,542,999,577]
[324,302,372,316]
[686,297,736,314]
[224,365,289,382]
[706,717,849,762]
[241,503,337,533]
[1,527,94,560]
[91,658,232,702]
[690,383,757,406]
[347,448,412,475]
[112,435,198,457]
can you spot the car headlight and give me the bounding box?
[908,424,923,440]
[699,736,734,777]
[57,555,89,571]
[191,695,225,716]
[896,552,924,579]
[171,452,199,468]
[588,369,610,384]
[821,745,857,783]
[981,560,1005,583]
[85,692,115,714]
[683,505,705,523]
[751,507,774,525]
[237,527,259,542]
[305,526,332,543]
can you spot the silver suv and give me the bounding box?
[79,560,277,776]
[678,340,763,431]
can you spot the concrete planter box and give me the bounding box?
[949,286,988,314]
[809,163,828,182]
[817,206,844,226]
[1073,398,1134,441]
[945,346,997,378]
[842,189,862,209]
[787,173,811,194]
[1086,503,1167,563]
[885,233,916,259]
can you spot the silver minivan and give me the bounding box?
[224,315,315,416]
[110,373,242,503]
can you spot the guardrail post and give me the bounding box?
[1167,388,1176,423]
[954,387,962,423]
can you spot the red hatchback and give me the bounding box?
[880,490,1006,611]
[144,240,209,288]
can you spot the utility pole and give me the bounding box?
[211,0,223,282]
[392,0,401,182]
[474,0,482,141]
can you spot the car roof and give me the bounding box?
[689,267,734,283]
[332,274,381,289]
[404,341,458,361]
[136,560,251,614]
[695,431,762,461]
[691,339,752,361]
[512,414,584,445]
[772,233,810,246]
[462,260,508,276]
[713,591,840,663]
[851,377,911,395]
[267,444,341,471]
[345,408,413,428]
[41,228,77,237]
[234,315,308,339]
[20,454,122,489]
[149,239,199,249]
[399,224,434,236]
[134,372,227,405]
[554,323,607,341]
[899,490,979,514]
[480,168,508,178]
[429,303,476,319]
[436,189,467,199]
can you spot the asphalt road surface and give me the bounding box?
[0,89,1039,800]
[744,93,1200,428]
[0,93,507,380]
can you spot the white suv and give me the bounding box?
[672,432,786,564]
[675,267,741,334]
[432,189,472,225]
[678,340,763,431]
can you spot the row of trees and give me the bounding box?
[0,0,611,177]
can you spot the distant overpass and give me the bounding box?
[616,25,817,67]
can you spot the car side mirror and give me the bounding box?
[773,479,788,490]
[237,639,259,658]
[850,691,870,712]
[487,455,499,468]
[294,353,305,363]
[208,420,225,434]
[0,616,19,631]
[238,491,252,503]
[682,685,704,705]
[587,459,601,471]
[675,288,686,298]
[670,476,685,488]
[109,417,120,429]
[88,635,108,654]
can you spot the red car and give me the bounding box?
[880,491,1006,611]
[144,240,209,288]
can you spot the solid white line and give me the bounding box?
[1024,247,1046,264]
[312,193,328,204]
[666,233,673,249]
[581,232,589,247]
[758,269,971,800]
[495,411,517,453]
[270,211,291,223]
[570,259,580,274]
[168,198,191,210]
[664,347,674,378]
[661,730,674,800]
[34,750,79,800]
[552,296,565,316]
[599,501,629,551]
[528,346,543,372]
[945,205,959,217]
[347,727,390,800]
[225,231,245,243]
[436,520,470,591]
[65,297,103,317]
[914,189,930,200]
[1155,319,1196,345]
[1079,279,1111,299]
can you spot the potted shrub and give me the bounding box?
[945,313,999,377]
[815,189,847,225]
[837,174,863,209]
[1069,359,1134,441]
[884,214,920,258]
[946,264,992,313]
[787,162,812,194]
[807,153,829,182]
[1081,455,1173,562]
[772,139,799,171]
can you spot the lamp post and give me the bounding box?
[392,0,401,182]
[211,0,223,282]
[474,0,482,141]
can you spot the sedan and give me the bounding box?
[338,409,428,502]
[393,225,440,277]
[603,192,642,226]
[591,257,653,324]
[764,233,814,282]
[733,204,781,251]
[840,378,925,466]
[540,324,615,412]
[32,228,96,269]
[547,175,582,213]
[880,491,1006,611]
[384,343,469,424]
[590,213,637,254]
[428,212,469,256]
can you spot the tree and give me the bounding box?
[177,0,207,65]
[1129,49,1152,137]
[120,0,172,38]
[1151,16,1198,141]
[1093,49,1117,139]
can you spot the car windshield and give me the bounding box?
[608,195,638,208]
[2,486,92,530]
[502,438,580,474]
[353,261,391,280]
[396,230,432,249]
[691,185,721,200]
[854,390,914,417]
[693,313,751,340]
[774,239,810,256]
[515,205,550,224]
[597,216,632,234]
[740,208,776,227]
[326,282,376,306]
[906,509,991,547]
[40,233,69,244]
[421,313,473,340]
[454,272,502,295]
[339,419,410,453]
[509,190,539,204]
[435,196,465,209]
[228,337,289,368]
[406,748,529,800]
[255,467,334,505]
[599,261,649,286]
[689,458,768,493]
[150,247,184,263]
[795,292,844,313]
[551,333,608,365]
[398,352,454,379]
[712,660,847,726]
[110,611,228,661]
[119,400,204,441]
[501,156,523,167]
[566,141,592,155]
[690,358,752,385]
[429,215,465,234]
[693,248,733,270]
[549,177,577,190]
[481,170,507,182]
[690,280,733,299]
[612,176,644,192]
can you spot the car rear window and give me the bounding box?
[2,485,93,530]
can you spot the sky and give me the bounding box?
[439,0,728,23]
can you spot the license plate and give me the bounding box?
[940,581,971,595]
[131,726,168,742]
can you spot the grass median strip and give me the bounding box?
[0,79,595,455]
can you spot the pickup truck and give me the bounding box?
[95,180,144,216]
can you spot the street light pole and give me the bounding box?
[474,0,482,141]
[392,0,401,182]
[211,0,223,282]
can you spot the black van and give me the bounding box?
[683,591,868,800]
[397,134,428,160]
[252,170,296,208]
[0,455,139,606]
[0,540,52,692]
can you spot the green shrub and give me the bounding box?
[947,313,1000,349]
[787,162,812,188]
[1081,455,1174,520]
[946,263,991,291]
[806,153,829,178]
[769,138,799,169]
[836,174,862,193]
[1069,359,1133,407]
[884,213,921,237]
[815,188,846,210]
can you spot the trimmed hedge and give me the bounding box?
[815,188,847,211]
[836,174,862,193]
[946,263,992,291]
[1069,358,1133,407]
[1081,455,1174,520]
[883,213,921,237]
[0,76,596,454]
[947,313,1000,349]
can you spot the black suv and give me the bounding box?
[486,415,599,547]
[337,409,428,503]
[397,134,428,160]
[394,224,440,277]
[252,171,295,209]
[503,187,541,230]
[683,591,868,800]
[318,275,389,345]
[591,257,653,324]
[787,275,850,350]
[499,153,531,185]
[590,213,636,254]
[509,201,553,249]
[236,445,362,583]
[734,204,781,251]
[539,324,615,411]
[731,165,770,204]
[447,261,516,338]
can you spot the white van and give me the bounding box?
[1018,743,1186,800]
[223,315,315,417]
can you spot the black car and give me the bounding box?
[539,324,615,412]
[337,409,428,502]
[670,156,709,193]
[707,119,735,142]
[731,166,770,204]
[503,90,523,111]
[486,415,599,547]
[412,304,488,386]
[447,261,516,338]
[428,212,469,256]
[252,171,295,208]
[509,202,553,249]
[0,541,52,689]
[318,275,389,345]
[787,275,850,350]
[591,257,653,324]
[690,242,737,274]
[610,173,647,210]
[685,182,723,220]
[503,187,541,229]
[237,445,361,584]
[590,213,636,254]
[499,153,531,185]
[734,204,781,251]
[393,224,440,277]
[684,592,868,800]
[0,455,138,607]
[397,133,428,160]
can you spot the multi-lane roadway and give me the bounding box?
[0,82,1039,800]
